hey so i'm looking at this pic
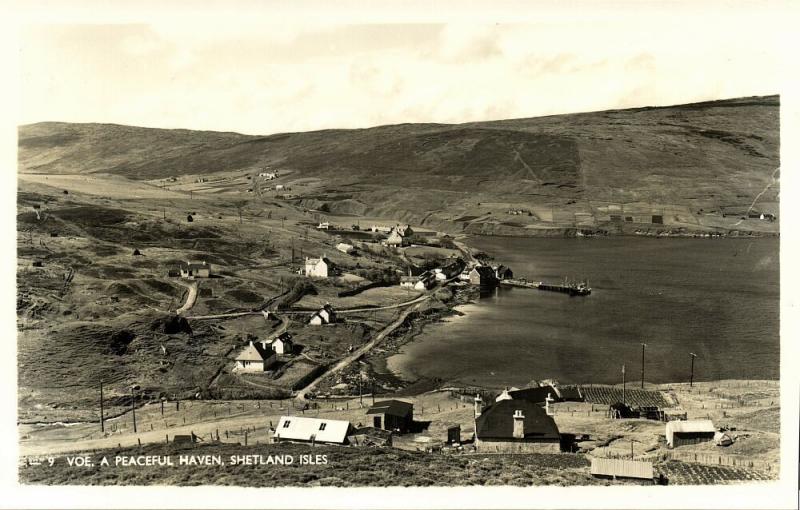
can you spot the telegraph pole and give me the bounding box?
[690,353,697,388]
[621,364,626,405]
[100,381,105,433]
[641,343,647,389]
[131,387,137,433]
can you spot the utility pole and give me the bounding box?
[621,364,626,406]
[100,381,105,433]
[690,353,697,388]
[641,343,647,389]
[359,374,363,407]
[131,387,137,433]
[371,381,375,405]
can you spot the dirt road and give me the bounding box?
[175,281,198,315]
[294,297,429,401]
[183,293,430,320]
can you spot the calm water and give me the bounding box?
[386,236,779,386]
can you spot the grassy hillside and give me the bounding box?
[18,95,780,234]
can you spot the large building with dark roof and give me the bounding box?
[474,398,561,453]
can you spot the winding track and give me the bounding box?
[293,296,430,401]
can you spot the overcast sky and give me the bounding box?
[17,6,792,135]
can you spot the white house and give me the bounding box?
[275,184,285,191]
[180,260,211,278]
[414,271,435,290]
[433,268,448,281]
[304,256,332,278]
[385,229,405,247]
[273,416,353,445]
[317,222,331,230]
[309,304,336,325]
[234,340,278,372]
[269,332,294,355]
[259,172,277,180]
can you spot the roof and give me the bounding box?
[470,266,497,279]
[274,416,351,444]
[386,231,404,243]
[666,419,716,434]
[508,386,560,404]
[180,261,209,270]
[276,332,293,341]
[475,399,560,441]
[235,342,275,362]
[590,458,654,479]
[366,400,413,418]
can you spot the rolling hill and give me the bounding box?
[18,95,780,235]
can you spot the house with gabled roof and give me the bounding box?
[304,256,335,278]
[469,265,498,286]
[385,229,406,247]
[269,332,294,355]
[234,340,277,372]
[309,304,336,325]
[273,416,353,445]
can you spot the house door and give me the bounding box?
[373,416,381,428]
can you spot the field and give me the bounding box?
[579,386,671,408]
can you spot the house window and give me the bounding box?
[319,423,327,431]
[283,421,291,428]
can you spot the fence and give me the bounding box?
[641,450,777,473]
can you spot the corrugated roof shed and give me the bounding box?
[667,419,715,434]
[591,457,654,480]
[366,400,413,418]
[274,416,351,444]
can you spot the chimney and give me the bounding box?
[512,409,525,439]
[545,392,554,416]
[249,340,254,347]
[474,394,483,418]
[260,340,269,350]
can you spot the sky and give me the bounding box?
[16,5,793,135]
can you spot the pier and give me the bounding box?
[500,278,591,296]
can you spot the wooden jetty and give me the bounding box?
[500,278,591,296]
